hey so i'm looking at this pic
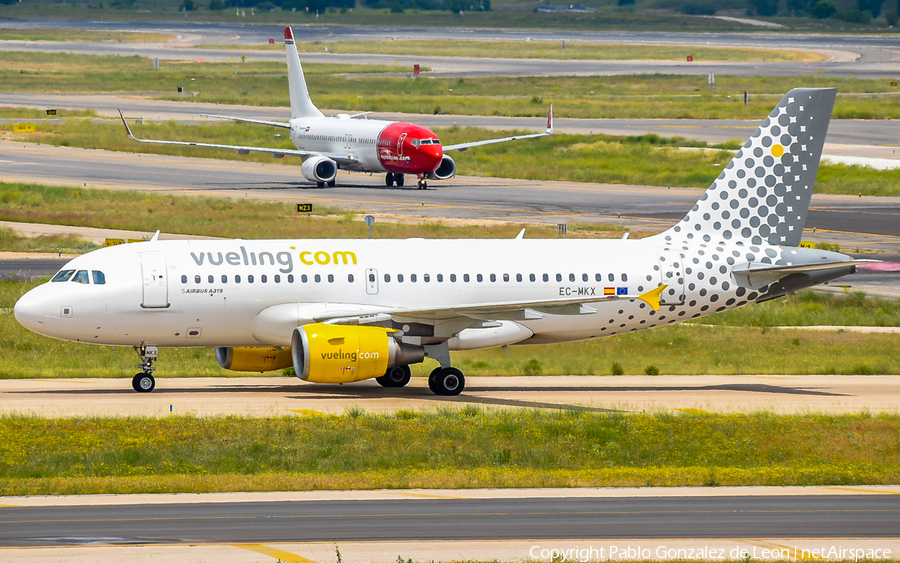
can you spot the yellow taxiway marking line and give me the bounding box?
[818,486,900,495]
[233,543,319,563]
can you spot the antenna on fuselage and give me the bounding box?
[150,230,160,242]
[284,26,324,119]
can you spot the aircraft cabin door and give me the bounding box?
[366,268,379,295]
[140,253,170,309]
[656,251,685,306]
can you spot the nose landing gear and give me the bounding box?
[132,344,158,393]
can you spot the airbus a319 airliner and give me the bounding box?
[119,26,553,190]
[17,88,868,395]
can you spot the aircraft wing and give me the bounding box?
[316,285,667,326]
[200,114,292,129]
[442,104,553,152]
[117,110,358,165]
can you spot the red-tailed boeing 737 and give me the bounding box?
[119,26,553,190]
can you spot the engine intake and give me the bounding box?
[301,155,337,183]
[429,155,456,180]
[291,323,424,384]
[215,346,294,372]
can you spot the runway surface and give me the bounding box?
[2,375,899,416]
[2,20,900,78]
[2,140,900,250]
[1,493,898,547]
[3,93,900,152]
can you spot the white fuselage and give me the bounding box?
[15,235,795,350]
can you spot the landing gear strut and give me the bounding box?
[376,365,411,388]
[385,173,405,187]
[132,344,158,393]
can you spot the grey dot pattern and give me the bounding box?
[671,89,834,248]
[536,89,834,344]
[557,89,837,342]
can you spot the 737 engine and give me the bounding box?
[300,155,337,183]
[428,154,456,180]
[291,324,424,384]
[215,346,294,372]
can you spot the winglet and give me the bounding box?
[284,26,293,41]
[117,109,138,141]
[637,285,667,312]
[546,103,553,134]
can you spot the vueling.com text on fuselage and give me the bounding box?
[189,247,358,274]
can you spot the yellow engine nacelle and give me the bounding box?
[291,323,424,384]
[215,346,294,372]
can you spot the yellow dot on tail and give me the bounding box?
[772,144,784,157]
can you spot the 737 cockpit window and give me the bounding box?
[51,270,75,282]
[71,270,90,284]
[92,271,106,285]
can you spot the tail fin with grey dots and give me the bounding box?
[665,88,837,247]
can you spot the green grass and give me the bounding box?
[0,227,98,255]
[0,181,603,241]
[11,119,900,196]
[2,278,899,378]
[1,410,897,495]
[219,39,823,63]
[0,28,174,43]
[694,289,900,328]
[2,51,900,119]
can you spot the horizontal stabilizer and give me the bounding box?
[733,259,875,289]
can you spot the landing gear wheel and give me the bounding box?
[428,367,464,396]
[327,179,336,187]
[395,174,404,187]
[417,178,428,190]
[376,365,411,388]
[385,172,395,187]
[132,372,155,393]
[317,181,325,188]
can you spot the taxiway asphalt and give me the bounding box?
[1,375,898,416]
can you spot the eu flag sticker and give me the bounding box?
[616,287,628,295]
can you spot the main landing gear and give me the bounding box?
[385,172,405,187]
[316,180,337,188]
[132,344,158,393]
[428,367,464,396]
[376,365,411,388]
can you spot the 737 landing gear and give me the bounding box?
[428,367,464,396]
[417,178,428,190]
[385,173,404,187]
[132,344,158,393]
[376,365,411,388]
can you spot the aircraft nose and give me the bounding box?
[422,145,443,168]
[14,288,46,332]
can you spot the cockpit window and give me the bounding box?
[420,139,436,145]
[92,271,106,285]
[411,139,420,147]
[51,270,75,282]
[71,270,90,284]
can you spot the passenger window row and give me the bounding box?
[380,272,628,283]
[180,273,355,285]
